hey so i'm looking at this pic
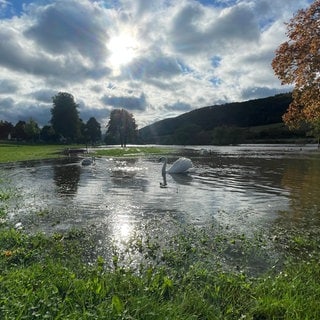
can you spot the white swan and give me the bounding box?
[199,148,210,156]
[159,157,193,187]
[81,157,95,166]
[159,157,193,174]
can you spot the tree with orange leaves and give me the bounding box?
[272,0,320,134]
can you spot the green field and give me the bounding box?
[0,144,65,163]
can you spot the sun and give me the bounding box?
[108,32,139,67]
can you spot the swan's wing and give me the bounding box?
[167,157,193,173]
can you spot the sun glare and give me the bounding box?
[108,32,139,67]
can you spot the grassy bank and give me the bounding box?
[0,144,65,163]
[1,185,320,319]
[1,147,320,319]
[0,220,320,319]
[0,143,175,163]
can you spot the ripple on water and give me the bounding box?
[2,146,320,264]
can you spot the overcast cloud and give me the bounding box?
[0,0,312,128]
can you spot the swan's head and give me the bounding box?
[158,156,167,163]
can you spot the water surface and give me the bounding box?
[2,144,320,265]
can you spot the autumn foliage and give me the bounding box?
[272,0,320,129]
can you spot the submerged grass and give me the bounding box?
[1,149,320,319]
[95,146,175,158]
[1,179,320,319]
[0,218,320,319]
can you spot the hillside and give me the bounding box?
[138,93,307,145]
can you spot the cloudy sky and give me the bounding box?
[0,0,313,129]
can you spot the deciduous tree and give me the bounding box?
[0,120,13,140]
[13,120,27,141]
[50,92,81,142]
[105,109,137,147]
[85,117,101,145]
[25,118,40,142]
[40,125,57,142]
[272,0,320,131]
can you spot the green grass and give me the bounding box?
[0,218,320,319]
[0,144,66,163]
[1,147,320,319]
[0,144,176,163]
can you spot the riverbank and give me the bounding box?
[0,215,319,319]
[0,143,66,163]
[1,146,320,318]
[1,190,320,318]
[0,143,174,163]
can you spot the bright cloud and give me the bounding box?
[0,0,313,128]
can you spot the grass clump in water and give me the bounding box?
[95,146,175,158]
[1,220,320,319]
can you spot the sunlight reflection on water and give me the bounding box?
[1,144,320,262]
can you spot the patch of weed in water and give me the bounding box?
[1,219,320,319]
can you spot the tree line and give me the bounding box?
[0,92,138,146]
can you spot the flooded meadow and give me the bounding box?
[1,144,320,271]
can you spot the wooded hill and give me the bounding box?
[138,93,308,145]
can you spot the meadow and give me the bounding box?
[0,144,320,319]
[0,143,172,163]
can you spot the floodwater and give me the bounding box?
[1,144,320,266]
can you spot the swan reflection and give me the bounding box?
[170,173,193,185]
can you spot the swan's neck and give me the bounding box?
[161,158,167,175]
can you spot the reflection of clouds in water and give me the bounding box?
[3,147,320,249]
[192,162,288,216]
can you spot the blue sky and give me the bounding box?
[0,0,314,128]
